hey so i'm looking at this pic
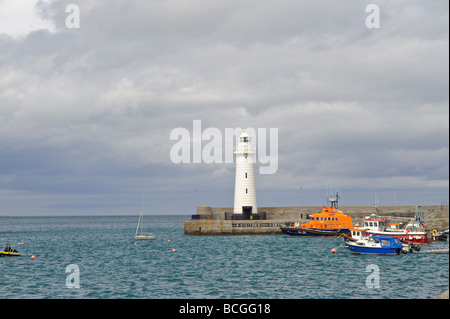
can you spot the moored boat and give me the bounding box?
[347,236,404,255]
[281,192,352,237]
[133,193,156,241]
[0,243,20,257]
[431,229,448,242]
[364,206,431,244]
[343,227,367,243]
[425,247,449,254]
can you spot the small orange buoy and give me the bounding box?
[172,249,176,252]
[18,242,24,245]
[168,240,171,242]
[331,248,337,254]
[31,255,35,259]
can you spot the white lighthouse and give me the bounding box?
[233,130,257,217]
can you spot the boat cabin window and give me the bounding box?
[240,136,249,143]
[381,239,390,246]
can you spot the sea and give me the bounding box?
[0,215,448,299]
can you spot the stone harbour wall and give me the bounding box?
[185,205,449,235]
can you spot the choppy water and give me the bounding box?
[0,215,448,299]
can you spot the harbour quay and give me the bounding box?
[185,130,449,236]
[184,205,449,235]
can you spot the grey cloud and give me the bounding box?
[0,0,448,214]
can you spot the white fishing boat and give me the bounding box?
[134,193,156,240]
[425,247,449,254]
[364,205,431,244]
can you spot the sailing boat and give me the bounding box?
[133,193,156,240]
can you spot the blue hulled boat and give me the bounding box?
[346,236,404,255]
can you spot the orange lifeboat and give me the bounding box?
[281,206,353,237]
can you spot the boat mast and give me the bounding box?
[327,190,340,209]
[135,192,145,236]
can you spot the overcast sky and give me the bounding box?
[0,0,448,215]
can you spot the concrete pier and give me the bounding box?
[184,219,290,235]
[184,205,449,235]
